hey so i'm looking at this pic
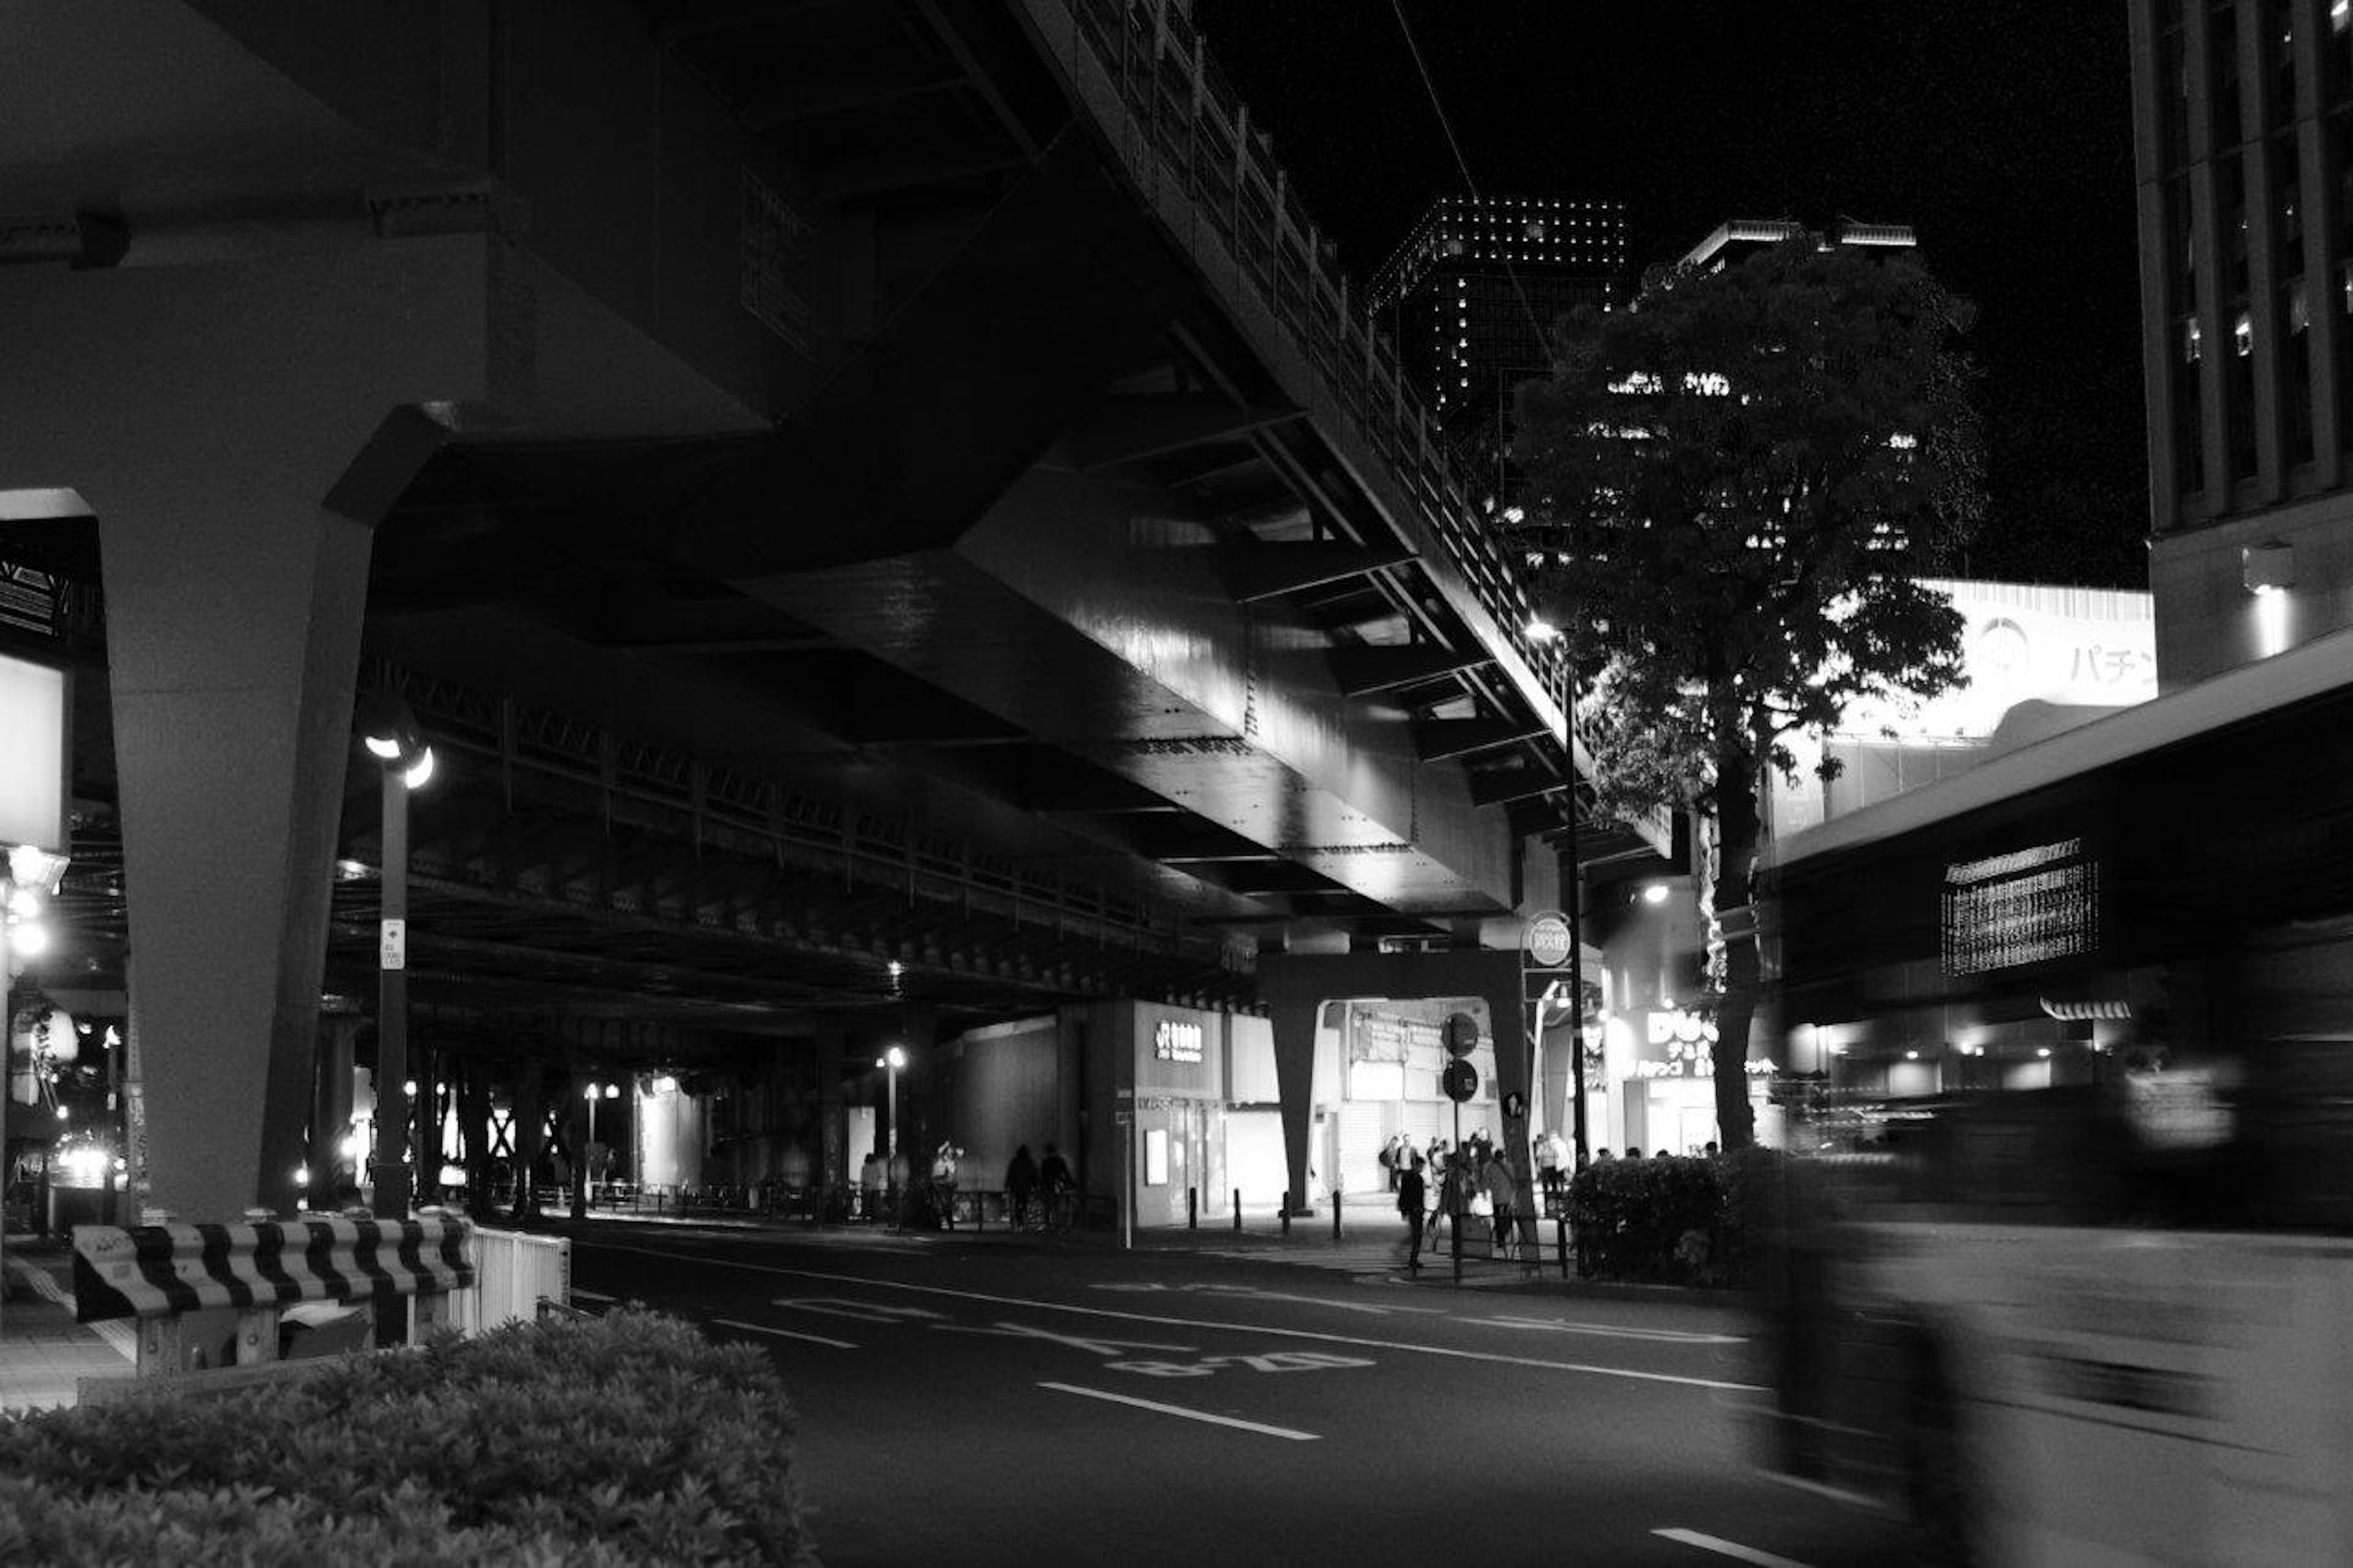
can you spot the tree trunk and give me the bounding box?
[1709,746,1764,1149]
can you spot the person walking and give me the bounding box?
[1037,1143,1075,1230]
[1005,1143,1038,1229]
[1484,1148,1521,1261]
[1379,1135,1403,1192]
[858,1149,884,1221]
[1535,1129,1567,1216]
[1396,1159,1428,1273]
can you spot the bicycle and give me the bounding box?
[1040,1184,1077,1234]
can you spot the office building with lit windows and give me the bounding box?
[1366,194,1628,449]
[2130,0,2353,686]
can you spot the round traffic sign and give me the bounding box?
[1442,1011,1480,1059]
[1442,1058,1479,1104]
[1526,912,1573,968]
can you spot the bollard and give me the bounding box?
[1188,1186,1198,1230]
[1332,1189,1341,1241]
[1232,1187,1242,1232]
[1281,1192,1290,1237]
[1556,1214,1571,1281]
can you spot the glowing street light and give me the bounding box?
[355,694,434,1223]
[875,1045,906,1203]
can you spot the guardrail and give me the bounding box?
[71,1211,474,1375]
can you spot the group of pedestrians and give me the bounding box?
[1002,1142,1075,1230]
[1393,1140,1529,1273]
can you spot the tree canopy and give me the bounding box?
[1510,237,1985,1146]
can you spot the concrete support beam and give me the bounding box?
[0,237,503,1222]
[1257,949,1533,1222]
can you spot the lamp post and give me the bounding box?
[583,1081,616,1202]
[876,1045,905,1207]
[1527,620,1590,1165]
[357,695,434,1223]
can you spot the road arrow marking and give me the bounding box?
[1484,1315,1745,1344]
[713,1317,857,1350]
[1039,1382,1319,1441]
[1652,1528,1813,1567]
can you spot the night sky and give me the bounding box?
[1189,0,2148,589]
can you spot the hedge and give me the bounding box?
[1567,1147,1784,1287]
[0,1306,813,1566]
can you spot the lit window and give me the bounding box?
[2235,311,2254,355]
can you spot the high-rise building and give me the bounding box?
[2129,0,2353,687]
[1672,216,1918,278]
[1366,194,1628,450]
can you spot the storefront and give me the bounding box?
[1597,1004,1777,1156]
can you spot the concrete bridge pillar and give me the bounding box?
[0,236,506,1222]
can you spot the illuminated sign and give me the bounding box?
[1942,839,2099,975]
[1631,1010,1776,1079]
[1153,1020,1204,1064]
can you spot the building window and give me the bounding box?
[2283,279,2314,464]
[2166,174,2199,316]
[2221,154,2251,298]
[2211,3,2245,148]
[2177,314,2207,496]
[2267,0,2298,127]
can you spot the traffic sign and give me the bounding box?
[1442,1058,1478,1104]
[379,918,406,971]
[1443,1012,1480,1058]
[1525,911,1573,968]
[1502,1089,1526,1121]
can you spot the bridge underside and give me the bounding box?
[0,0,1669,1219]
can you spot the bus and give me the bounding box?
[1754,627,2353,1564]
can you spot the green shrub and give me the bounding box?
[0,1306,813,1566]
[1569,1149,1784,1287]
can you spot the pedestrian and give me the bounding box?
[1006,1143,1038,1227]
[1484,1149,1520,1260]
[858,1149,884,1220]
[1379,1134,1401,1192]
[1038,1142,1075,1229]
[1535,1129,1567,1215]
[1396,1160,1427,1273]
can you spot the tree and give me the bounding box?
[1510,238,1985,1149]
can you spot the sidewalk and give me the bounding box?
[0,1232,136,1414]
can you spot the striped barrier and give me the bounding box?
[71,1213,475,1374]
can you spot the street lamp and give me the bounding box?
[357,694,434,1222]
[583,1081,617,1202]
[1526,619,1591,1166]
[876,1045,906,1202]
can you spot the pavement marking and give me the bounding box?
[711,1317,858,1350]
[938,1322,1197,1357]
[1652,1528,1813,1567]
[770,1297,947,1324]
[1039,1381,1319,1441]
[1094,1282,1446,1317]
[1483,1314,1746,1345]
[602,1246,1762,1393]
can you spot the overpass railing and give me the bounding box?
[1044,0,1572,729]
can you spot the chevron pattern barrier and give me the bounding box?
[71,1214,475,1325]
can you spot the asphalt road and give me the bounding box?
[570,1222,1914,1567]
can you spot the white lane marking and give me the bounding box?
[938,1322,1196,1356]
[1484,1314,1745,1345]
[713,1317,858,1350]
[601,1246,1761,1393]
[771,1297,947,1324]
[1652,1527,1813,1567]
[574,1288,618,1304]
[1040,1382,1319,1441]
